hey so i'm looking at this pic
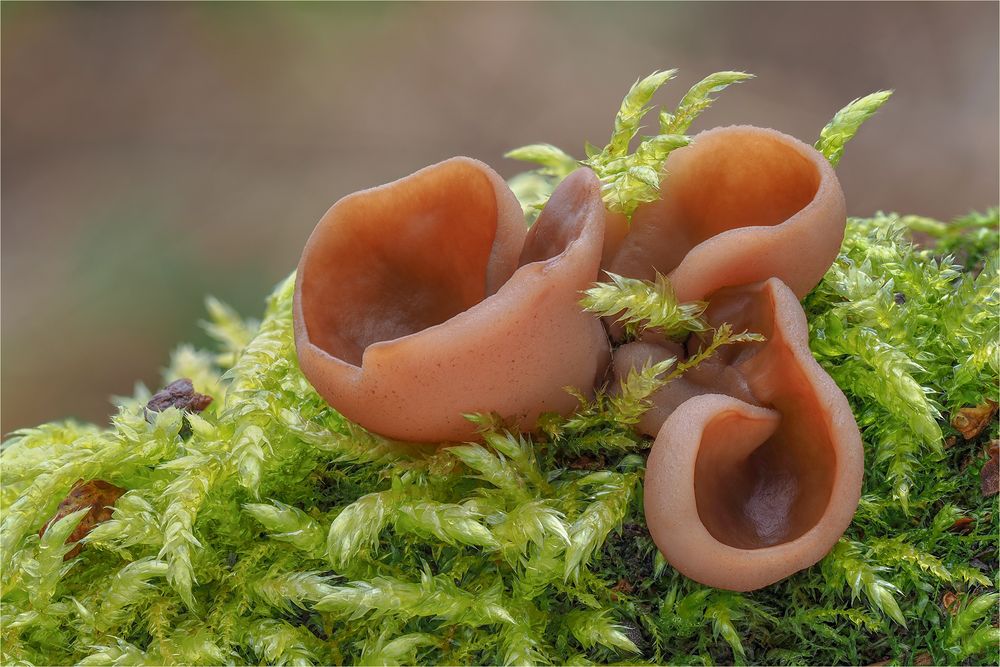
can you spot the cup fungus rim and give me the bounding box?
[294,160,605,371]
[644,391,863,591]
[610,123,846,303]
[674,123,836,237]
[641,278,864,591]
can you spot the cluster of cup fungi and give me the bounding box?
[294,125,864,592]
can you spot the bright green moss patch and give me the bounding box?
[2,72,997,665]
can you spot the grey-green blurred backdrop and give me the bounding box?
[3,2,998,433]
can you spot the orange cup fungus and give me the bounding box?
[293,126,863,591]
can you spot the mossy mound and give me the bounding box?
[2,209,996,666]
[2,70,997,665]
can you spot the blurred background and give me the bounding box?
[2,2,998,434]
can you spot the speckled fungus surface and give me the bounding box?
[293,158,609,443]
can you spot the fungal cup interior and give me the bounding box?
[626,130,822,275]
[693,408,837,549]
[690,283,838,550]
[299,161,500,367]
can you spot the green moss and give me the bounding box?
[2,71,997,666]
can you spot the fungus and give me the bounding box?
[611,339,756,437]
[604,125,847,303]
[294,158,609,442]
[634,278,864,591]
[644,392,862,591]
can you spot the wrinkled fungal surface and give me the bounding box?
[633,279,864,591]
[294,158,609,442]
[604,125,847,302]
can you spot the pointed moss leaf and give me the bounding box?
[576,70,694,217]
[394,500,498,549]
[660,71,754,134]
[943,593,1000,660]
[479,430,551,492]
[504,144,579,178]
[158,454,221,610]
[609,357,677,425]
[359,632,438,667]
[234,424,269,493]
[605,69,678,157]
[822,540,907,627]
[869,537,952,583]
[0,421,99,489]
[78,640,150,666]
[816,90,893,166]
[448,443,530,500]
[28,508,90,608]
[97,558,169,631]
[246,619,322,667]
[202,295,258,366]
[315,573,514,627]
[566,609,640,654]
[588,134,691,217]
[705,596,746,659]
[326,490,395,568]
[499,620,551,667]
[580,271,709,339]
[243,501,325,557]
[253,571,339,612]
[507,171,559,225]
[564,473,637,580]
[493,499,569,564]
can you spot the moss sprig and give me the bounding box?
[580,271,709,340]
[815,90,893,166]
[507,69,750,218]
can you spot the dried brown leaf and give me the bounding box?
[951,399,998,440]
[39,479,126,559]
[949,517,975,533]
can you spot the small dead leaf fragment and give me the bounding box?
[949,517,974,533]
[980,440,999,497]
[39,479,126,559]
[146,378,213,414]
[913,653,933,666]
[944,435,958,449]
[569,454,607,470]
[942,591,960,615]
[609,578,635,601]
[951,399,998,440]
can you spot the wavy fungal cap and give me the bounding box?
[635,279,863,591]
[606,125,847,302]
[294,158,609,443]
